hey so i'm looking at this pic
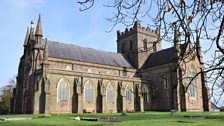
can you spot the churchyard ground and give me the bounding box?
[0,112,224,126]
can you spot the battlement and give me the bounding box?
[117,21,160,40]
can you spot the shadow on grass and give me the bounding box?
[176,120,194,123]
[89,124,111,126]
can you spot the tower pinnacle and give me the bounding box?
[35,14,43,37]
[23,27,30,47]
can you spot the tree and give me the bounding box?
[77,0,224,105]
[0,77,16,114]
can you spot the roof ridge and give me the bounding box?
[47,39,121,55]
[150,43,188,55]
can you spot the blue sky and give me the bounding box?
[0,0,128,86]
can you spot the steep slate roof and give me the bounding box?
[142,43,188,68]
[42,40,133,68]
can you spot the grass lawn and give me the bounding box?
[0,112,224,126]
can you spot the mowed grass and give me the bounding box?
[0,112,224,126]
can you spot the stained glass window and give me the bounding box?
[188,65,197,97]
[57,78,69,101]
[126,85,132,102]
[106,83,115,102]
[85,81,94,102]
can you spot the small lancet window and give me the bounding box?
[123,67,127,76]
[121,43,125,53]
[163,74,169,89]
[153,43,157,52]
[65,66,72,71]
[88,68,92,73]
[143,39,147,50]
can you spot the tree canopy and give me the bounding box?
[0,78,15,114]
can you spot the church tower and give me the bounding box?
[117,21,161,69]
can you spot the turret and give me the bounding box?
[29,20,35,40]
[196,30,204,64]
[23,27,30,47]
[35,14,43,48]
[173,23,180,62]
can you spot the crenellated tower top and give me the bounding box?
[117,21,159,41]
[116,21,161,69]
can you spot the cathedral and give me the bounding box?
[12,15,210,114]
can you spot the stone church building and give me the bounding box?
[12,15,210,114]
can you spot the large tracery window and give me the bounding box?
[126,85,132,102]
[188,65,197,97]
[57,78,69,101]
[84,81,94,102]
[106,83,115,102]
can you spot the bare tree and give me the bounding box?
[77,0,224,105]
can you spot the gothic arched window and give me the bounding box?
[142,85,149,103]
[126,85,132,102]
[188,65,197,97]
[106,83,115,102]
[163,74,169,89]
[57,78,69,101]
[121,43,125,53]
[153,43,156,52]
[84,81,94,102]
[143,39,147,50]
